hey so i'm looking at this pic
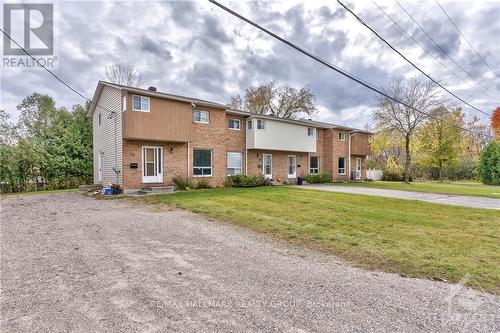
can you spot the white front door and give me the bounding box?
[263,154,272,179]
[98,153,103,182]
[355,157,362,180]
[142,147,163,183]
[288,155,297,178]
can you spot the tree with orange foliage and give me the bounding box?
[493,107,500,141]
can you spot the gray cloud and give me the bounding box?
[139,36,174,61]
[1,0,498,128]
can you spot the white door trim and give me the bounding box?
[142,146,163,183]
[263,153,272,179]
[288,155,297,178]
[355,157,362,180]
[98,152,103,182]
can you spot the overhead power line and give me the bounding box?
[435,0,498,79]
[395,0,497,96]
[207,0,484,135]
[1,28,118,119]
[371,0,496,100]
[337,0,492,117]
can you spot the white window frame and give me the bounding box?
[247,119,253,130]
[339,132,346,141]
[193,149,212,177]
[310,156,319,174]
[307,127,314,136]
[257,119,265,130]
[193,110,210,124]
[97,112,102,127]
[228,118,241,130]
[227,152,243,175]
[338,157,346,175]
[132,95,150,112]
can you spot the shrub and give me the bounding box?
[302,173,331,184]
[42,176,91,191]
[382,170,402,181]
[478,142,500,185]
[442,160,478,181]
[193,178,212,189]
[225,174,271,187]
[172,176,192,190]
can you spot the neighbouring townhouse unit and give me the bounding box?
[88,81,371,191]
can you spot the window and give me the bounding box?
[193,110,209,124]
[316,129,320,140]
[193,149,212,176]
[98,112,102,126]
[132,95,150,112]
[247,119,253,130]
[228,118,240,130]
[307,127,314,136]
[310,156,319,174]
[122,94,127,112]
[227,152,242,175]
[338,132,346,141]
[338,157,346,175]
[257,119,265,129]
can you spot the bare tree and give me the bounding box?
[232,81,316,119]
[375,77,444,183]
[105,63,144,87]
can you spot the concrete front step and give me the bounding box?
[140,185,175,193]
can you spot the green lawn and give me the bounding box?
[330,181,500,198]
[146,187,500,294]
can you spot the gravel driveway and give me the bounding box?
[1,192,498,332]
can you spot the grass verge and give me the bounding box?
[0,188,77,198]
[330,181,500,198]
[146,187,500,294]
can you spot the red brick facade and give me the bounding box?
[120,96,370,189]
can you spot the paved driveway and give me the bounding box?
[1,193,498,332]
[298,184,500,210]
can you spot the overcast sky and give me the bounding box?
[1,0,499,128]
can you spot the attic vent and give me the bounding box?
[148,86,157,91]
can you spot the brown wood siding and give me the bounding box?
[351,133,371,156]
[123,93,192,142]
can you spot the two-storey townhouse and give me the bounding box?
[88,81,371,191]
